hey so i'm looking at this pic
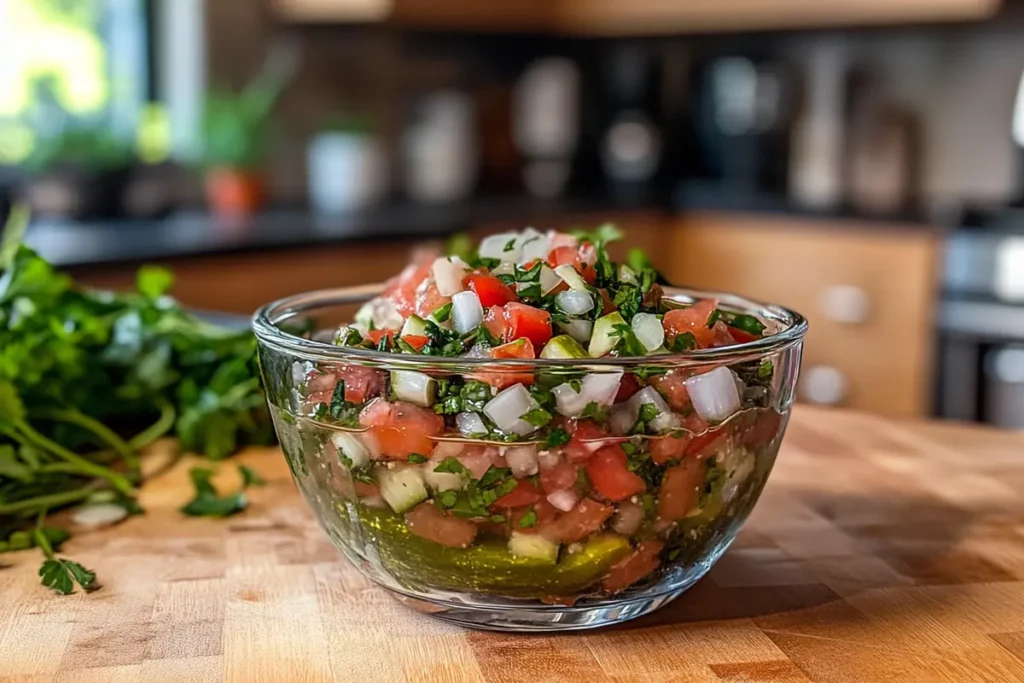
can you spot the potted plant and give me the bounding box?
[201,67,287,217]
[21,127,133,220]
[307,115,388,215]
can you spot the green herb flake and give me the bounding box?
[436,490,459,509]
[520,407,553,428]
[669,332,698,352]
[544,428,571,448]
[238,464,266,488]
[407,453,428,464]
[432,302,453,323]
[706,309,722,329]
[503,238,517,252]
[478,465,513,488]
[434,457,471,477]
[518,507,538,528]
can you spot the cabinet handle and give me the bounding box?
[800,365,848,406]
[819,285,870,325]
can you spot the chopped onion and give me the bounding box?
[609,387,680,435]
[331,432,371,468]
[551,371,623,417]
[555,290,594,316]
[537,449,561,470]
[421,464,465,493]
[519,228,551,263]
[618,264,638,285]
[539,265,561,294]
[72,503,128,529]
[479,232,521,262]
[685,366,741,423]
[390,370,435,407]
[451,290,484,334]
[461,343,490,359]
[557,318,593,343]
[554,264,589,291]
[547,488,579,512]
[504,445,539,477]
[354,296,403,333]
[632,313,664,352]
[483,384,540,436]
[431,256,469,297]
[610,501,645,535]
[456,411,488,438]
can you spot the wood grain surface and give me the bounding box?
[3,406,1024,682]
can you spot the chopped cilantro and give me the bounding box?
[432,302,453,323]
[503,238,517,252]
[329,381,361,427]
[407,453,428,464]
[723,312,767,336]
[612,323,647,357]
[520,407,553,427]
[478,465,513,488]
[669,332,697,352]
[544,427,571,448]
[758,360,774,380]
[706,309,722,329]
[518,507,538,528]
[434,457,471,476]
[630,402,661,435]
[436,490,459,508]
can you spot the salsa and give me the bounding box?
[286,226,784,600]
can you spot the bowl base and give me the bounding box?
[386,585,690,632]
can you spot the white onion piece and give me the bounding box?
[331,432,371,468]
[479,232,521,262]
[618,264,638,286]
[554,264,589,291]
[491,261,515,278]
[557,318,593,344]
[483,384,540,436]
[390,370,435,407]
[504,445,539,477]
[72,503,128,529]
[547,488,579,512]
[551,371,623,417]
[537,449,561,470]
[451,290,484,334]
[519,228,551,263]
[354,296,403,333]
[632,313,664,352]
[431,256,469,296]
[610,501,645,535]
[456,411,488,438]
[461,343,490,359]
[685,367,741,423]
[539,265,561,294]
[610,387,680,435]
[555,290,594,316]
[609,404,634,436]
[422,465,465,492]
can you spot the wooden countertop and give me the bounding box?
[3,406,1024,682]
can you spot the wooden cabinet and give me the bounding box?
[386,0,999,34]
[670,212,940,418]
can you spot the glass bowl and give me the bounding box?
[252,284,807,632]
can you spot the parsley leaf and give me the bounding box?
[613,285,642,323]
[434,457,471,476]
[520,407,553,427]
[436,490,459,508]
[722,312,766,336]
[39,558,97,595]
[432,302,453,323]
[503,238,517,252]
[544,428,571,448]
[630,402,661,435]
[478,465,513,488]
[669,332,698,352]
[706,309,722,329]
[180,466,248,518]
[329,381,361,428]
[518,507,538,528]
[612,323,647,357]
[407,453,428,464]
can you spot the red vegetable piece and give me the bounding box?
[492,479,543,508]
[466,273,518,308]
[541,499,614,544]
[405,502,478,548]
[601,540,664,593]
[586,445,646,502]
[359,399,444,459]
[657,459,707,521]
[662,299,720,349]
[504,302,552,347]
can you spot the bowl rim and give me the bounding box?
[251,283,808,368]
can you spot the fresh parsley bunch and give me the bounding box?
[0,206,272,594]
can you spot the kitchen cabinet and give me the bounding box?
[387,0,999,34]
[670,212,940,418]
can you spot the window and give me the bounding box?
[0,0,150,167]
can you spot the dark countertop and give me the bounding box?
[25,196,651,268]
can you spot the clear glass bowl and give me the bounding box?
[252,284,807,631]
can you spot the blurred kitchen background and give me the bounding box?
[2,0,1024,428]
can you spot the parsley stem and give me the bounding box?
[0,487,95,516]
[35,408,139,475]
[128,399,176,450]
[7,421,134,496]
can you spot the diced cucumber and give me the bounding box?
[508,532,559,564]
[540,334,588,359]
[422,463,465,493]
[554,264,589,291]
[377,467,428,513]
[589,311,627,358]
[391,370,435,407]
[331,432,370,469]
[400,315,428,338]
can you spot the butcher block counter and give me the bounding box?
[2,406,1024,683]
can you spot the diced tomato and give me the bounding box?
[405,502,478,548]
[414,279,450,318]
[509,499,558,534]
[383,262,431,317]
[597,289,616,315]
[353,481,380,499]
[601,540,663,593]
[540,461,577,494]
[454,444,505,479]
[359,399,444,459]
[686,425,725,458]
[657,459,707,521]
[482,305,508,341]
[493,479,543,508]
[401,335,430,351]
[663,299,720,349]
[728,326,760,344]
[365,329,396,345]
[466,273,518,308]
[550,232,578,250]
[547,244,597,283]
[475,338,535,389]
[564,420,609,463]
[541,499,614,544]
[305,365,384,407]
[586,445,646,502]
[739,409,782,448]
[504,303,552,347]
[649,433,690,465]
[615,374,642,403]
[649,371,691,412]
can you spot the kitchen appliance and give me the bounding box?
[937,217,1024,426]
[694,56,794,195]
